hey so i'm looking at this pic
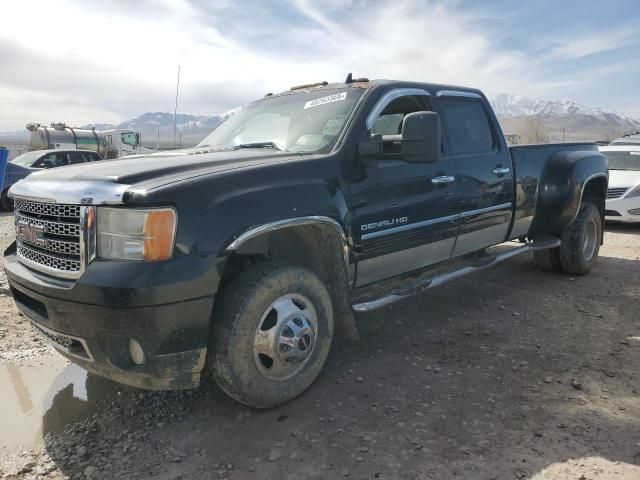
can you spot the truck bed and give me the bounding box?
[509,142,602,239]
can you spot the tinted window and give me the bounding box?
[68,152,88,164]
[372,96,425,136]
[33,152,68,168]
[439,99,494,154]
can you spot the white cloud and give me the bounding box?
[549,25,640,59]
[0,0,637,130]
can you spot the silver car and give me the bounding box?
[601,145,640,223]
[1,149,102,210]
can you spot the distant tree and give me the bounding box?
[522,116,549,144]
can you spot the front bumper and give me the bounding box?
[4,249,216,390]
[605,196,640,223]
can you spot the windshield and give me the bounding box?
[121,132,139,146]
[197,88,364,153]
[11,151,45,167]
[603,150,640,171]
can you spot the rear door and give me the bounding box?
[435,92,514,256]
[67,151,91,165]
[350,88,459,287]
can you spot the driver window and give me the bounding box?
[35,153,67,168]
[372,96,425,136]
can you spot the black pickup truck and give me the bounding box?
[5,78,608,408]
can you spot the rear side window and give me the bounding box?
[68,152,88,164]
[439,98,494,154]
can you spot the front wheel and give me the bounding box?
[208,261,334,408]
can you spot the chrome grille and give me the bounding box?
[17,243,81,274]
[14,200,81,218]
[14,200,83,278]
[15,216,80,237]
[607,187,629,199]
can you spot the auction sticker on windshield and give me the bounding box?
[304,92,347,109]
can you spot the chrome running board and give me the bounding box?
[352,237,560,312]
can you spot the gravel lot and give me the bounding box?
[0,212,638,480]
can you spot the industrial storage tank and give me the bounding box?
[26,122,108,158]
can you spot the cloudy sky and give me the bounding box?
[0,0,639,130]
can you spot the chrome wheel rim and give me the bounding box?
[583,218,597,262]
[253,294,318,381]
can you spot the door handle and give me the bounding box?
[431,175,455,184]
[492,167,510,175]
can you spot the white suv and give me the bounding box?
[600,145,640,223]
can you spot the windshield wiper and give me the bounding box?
[233,141,287,152]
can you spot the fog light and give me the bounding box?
[129,338,145,365]
[628,208,640,215]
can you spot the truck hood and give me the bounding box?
[608,169,640,189]
[25,148,299,187]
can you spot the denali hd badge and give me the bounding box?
[361,217,408,232]
[16,220,46,247]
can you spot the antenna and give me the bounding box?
[174,65,181,149]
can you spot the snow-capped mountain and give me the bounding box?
[491,94,640,129]
[82,108,239,144]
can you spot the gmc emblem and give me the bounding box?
[16,220,46,247]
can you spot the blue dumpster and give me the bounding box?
[0,147,8,193]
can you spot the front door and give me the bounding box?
[349,89,459,287]
[435,93,514,256]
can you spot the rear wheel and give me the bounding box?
[208,261,334,408]
[534,203,601,275]
[558,202,601,275]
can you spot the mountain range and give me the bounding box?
[82,110,239,147]
[491,94,640,143]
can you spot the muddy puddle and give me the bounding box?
[0,356,117,449]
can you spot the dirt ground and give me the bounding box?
[0,211,638,480]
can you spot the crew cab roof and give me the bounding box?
[266,79,485,100]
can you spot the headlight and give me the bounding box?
[97,207,177,261]
[626,185,640,198]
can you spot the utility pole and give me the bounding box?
[174,65,181,149]
[562,127,566,142]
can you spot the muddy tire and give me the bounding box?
[208,261,334,408]
[533,248,562,272]
[0,188,13,212]
[558,202,601,275]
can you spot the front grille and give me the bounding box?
[607,187,629,199]
[14,200,81,218]
[30,321,92,360]
[14,200,83,278]
[17,243,81,274]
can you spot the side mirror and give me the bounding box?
[396,111,441,163]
